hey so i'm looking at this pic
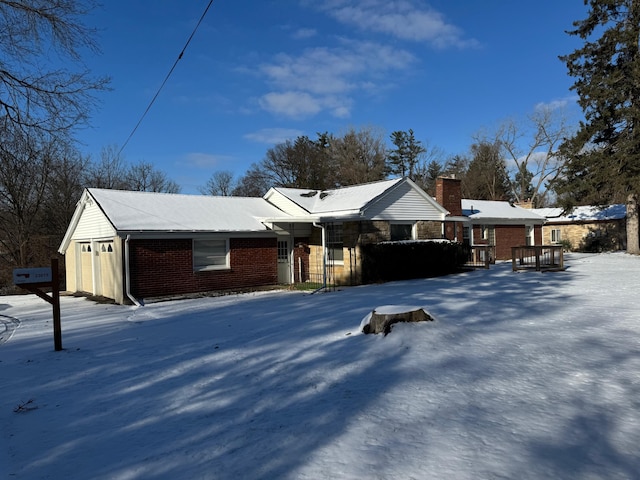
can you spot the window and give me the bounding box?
[193,239,229,271]
[481,225,495,244]
[327,224,343,264]
[390,223,414,241]
[551,229,561,244]
[525,225,534,246]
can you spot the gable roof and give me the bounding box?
[533,204,626,223]
[461,199,545,224]
[86,188,288,232]
[267,178,405,215]
[264,177,448,220]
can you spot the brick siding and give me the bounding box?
[130,237,278,298]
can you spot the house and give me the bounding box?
[58,178,449,304]
[532,204,626,252]
[435,177,546,261]
[58,188,293,304]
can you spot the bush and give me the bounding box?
[360,241,470,284]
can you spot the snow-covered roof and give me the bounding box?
[269,178,405,215]
[88,188,289,232]
[532,204,626,223]
[461,199,545,223]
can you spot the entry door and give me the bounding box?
[277,240,291,284]
[525,226,534,246]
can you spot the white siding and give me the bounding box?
[265,191,311,216]
[72,201,116,240]
[364,182,445,221]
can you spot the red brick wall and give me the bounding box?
[471,225,541,260]
[435,177,462,216]
[130,237,278,298]
[494,225,527,260]
[292,238,310,283]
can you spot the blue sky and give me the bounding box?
[78,1,588,194]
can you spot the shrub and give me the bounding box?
[360,240,470,284]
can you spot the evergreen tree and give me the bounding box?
[465,141,512,201]
[387,129,425,178]
[557,0,640,253]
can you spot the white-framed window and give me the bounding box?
[481,225,495,244]
[525,225,534,246]
[390,223,415,241]
[193,238,229,271]
[551,228,561,244]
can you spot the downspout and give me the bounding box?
[312,222,327,291]
[124,235,142,307]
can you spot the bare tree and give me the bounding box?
[84,144,129,189]
[0,127,55,268]
[200,170,236,196]
[232,164,271,197]
[44,144,90,237]
[331,126,387,186]
[126,160,180,193]
[498,107,572,206]
[0,0,109,138]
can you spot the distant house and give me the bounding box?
[435,177,545,261]
[532,204,626,252]
[59,178,449,304]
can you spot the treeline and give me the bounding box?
[200,123,557,205]
[0,131,178,290]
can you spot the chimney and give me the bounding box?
[435,177,462,216]
[517,199,534,209]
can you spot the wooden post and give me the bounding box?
[13,258,62,351]
[51,258,62,351]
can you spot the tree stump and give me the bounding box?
[361,305,434,335]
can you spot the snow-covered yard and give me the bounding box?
[1,253,639,479]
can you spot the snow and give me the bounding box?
[271,178,403,214]
[462,199,545,222]
[86,188,288,232]
[2,253,640,479]
[533,204,626,223]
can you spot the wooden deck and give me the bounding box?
[511,245,564,272]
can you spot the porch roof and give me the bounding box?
[462,199,545,224]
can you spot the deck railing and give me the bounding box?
[511,245,564,272]
[465,245,494,269]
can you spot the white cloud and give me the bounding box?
[258,91,323,118]
[256,40,414,118]
[313,0,479,49]
[244,128,304,144]
[292,28,317,39]
[181,152,233,169]
[535,95,579,112]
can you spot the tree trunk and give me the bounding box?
[627,194,640,255]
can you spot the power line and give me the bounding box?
[118,0,215,156]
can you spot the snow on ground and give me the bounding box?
[1,253,640,480]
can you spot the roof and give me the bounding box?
[461,199,545,223]
[87,188,289,232]
[532,204,626,223]
[269,178,405,215]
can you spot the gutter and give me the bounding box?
[124,235,142,307]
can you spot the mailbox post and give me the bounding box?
[13,258,62,351]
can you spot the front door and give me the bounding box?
[277,239,291,284]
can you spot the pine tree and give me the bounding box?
[387,129,425,178]
[558,0,640,254]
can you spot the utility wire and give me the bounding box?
[118,0,215,156]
